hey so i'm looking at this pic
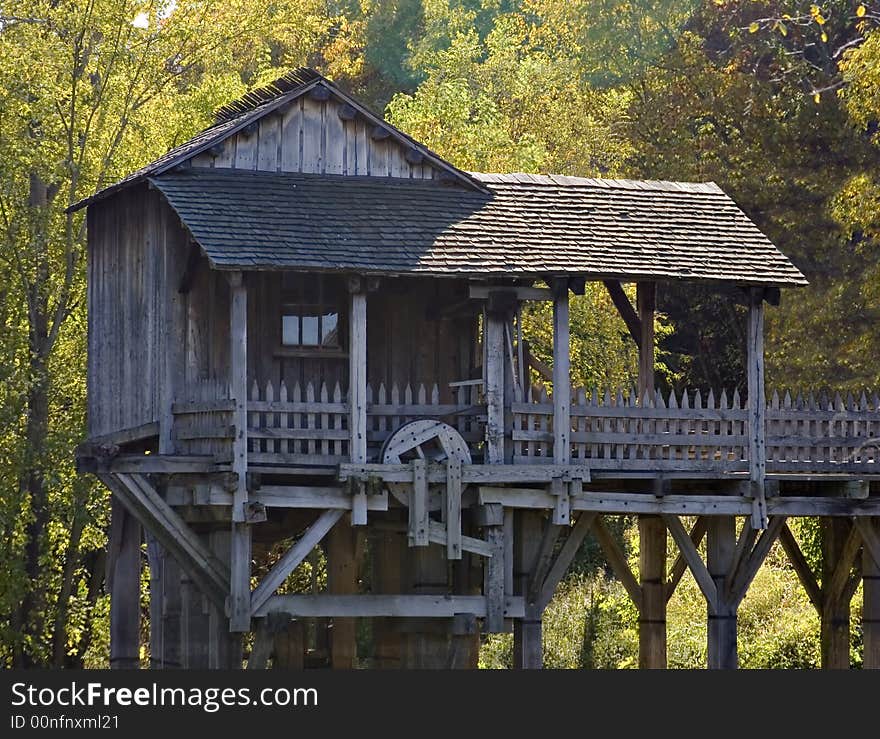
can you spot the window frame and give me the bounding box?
[275,273,347,358]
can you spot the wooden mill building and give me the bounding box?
[74,69,880,670]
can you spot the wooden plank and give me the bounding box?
[514,511,544,669]
[250,509,344,616]
[411,459,429,546]
[483,518,505,632]
[663,514,717,614]
[339,463,591,484]
[747,288,768,529]
[552,280,570,465]
[592,516,643,611]
[255,594,526,618]
[855,517,880,572]
[667,517,707,602]
[280,98,302,172]
[255,485,388,511]
[485,311,506,463]
[326,519,358,668]
[551,476,571,525]
[257,114,280,171]
[446,457,463,559]
[862,517,880,669]
[426,521,493,558]
[825,520,863,607]
[778,523,823,613]
[349,289,368,464]
[87,422,160,447]
[539,512,598,609]
[603,280,641,347]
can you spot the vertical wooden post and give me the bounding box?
[349,280,368,464]
[707,517,737,669]
[821,518,852,669]
[513,511,544,669]
[327,517,359,669]
[209,529,242,668]
[637,282,655,400]
[552,278,570,465]
[485,306,506,464]
[109,500,141,669]
[639,515,666,669]
[747,288,767,529]
[371,517,404,668]
[180,572,209,669]
[229,271,251,633]
[864,517,880,669]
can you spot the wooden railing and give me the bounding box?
[171,380,880,474]
[512,386,880,473]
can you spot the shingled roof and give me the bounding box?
[149,168,807,286]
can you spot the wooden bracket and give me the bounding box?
[603,280,642,348]
[663,514,718,614]
[538,512,597,610]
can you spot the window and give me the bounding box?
[280,273,342,351]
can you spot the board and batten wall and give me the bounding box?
[190,94,440,179]
[87,186,189,438]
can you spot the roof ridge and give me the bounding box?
[470,172,722,194]
[211,68,323,125]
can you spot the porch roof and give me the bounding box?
[149,168,807,286]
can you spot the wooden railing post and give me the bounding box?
[485,305,507,464]
[747,288,768,528]
[552,278,570,465]
[228,271,251,634]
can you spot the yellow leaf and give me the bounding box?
[779,22,788,36]
[782,13,792,19]
[810,4,820,15]
[816,13,826,23]
[857,4,867,17]
[814,92,821,104]
[749,21,759,33]
[822,31,828,42]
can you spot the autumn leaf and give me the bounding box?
[814,92,821,103]
[857,5,867,17]
[749,21,759,33]
[821,31,828,42]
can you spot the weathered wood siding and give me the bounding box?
[190,95,439,179]
[87,186,189,437]
[243,274,476,403]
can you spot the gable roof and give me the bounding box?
[68,68,483,211]
[148,168,807,286]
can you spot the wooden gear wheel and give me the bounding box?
[380,419,472,506]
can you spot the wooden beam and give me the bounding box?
[552,278,571,465]
[637,283,655,399]
[861,517,880,669]
[255,594,526,618]
[707,517,737,669]
[342,463,591,485]
[527,520,563,604]
[250,510,344,616]
[483,517,506,633]
[109,500,141,669]
[638,515,666,669]
[514,511,544,669]
[825,521,863,608]
[666,517,707,602]
[410,459,429,547]
[663,514,717,614]
[729,516,787,607]
[446,457,463,559]
[100,473,229,610]
[228,271,251,633]
[469,285,553,301]
[603,280,641,347]
[326,517,358,669]
[539,512,598,610]
[485,310,507,463]
[747,287,768,529]
[592,516,643,611]
[349,287,368,465]
[778,523,823,613]
[821,519,858,669]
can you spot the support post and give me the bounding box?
[707,517,737,669]
[109,500,141,669]
[349,280,368,465]
[746,288,767,529]
[864,517,880,669]
[371,516,404,668]
[821,518,853,669]
[637,282,655,401]
[551,278,570,465]
[229,272,251,633]
[639,515,667,669]
[485,308,506,464]
[514,511,544,669]
[209,530,241,668]
[327,517,359,669]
